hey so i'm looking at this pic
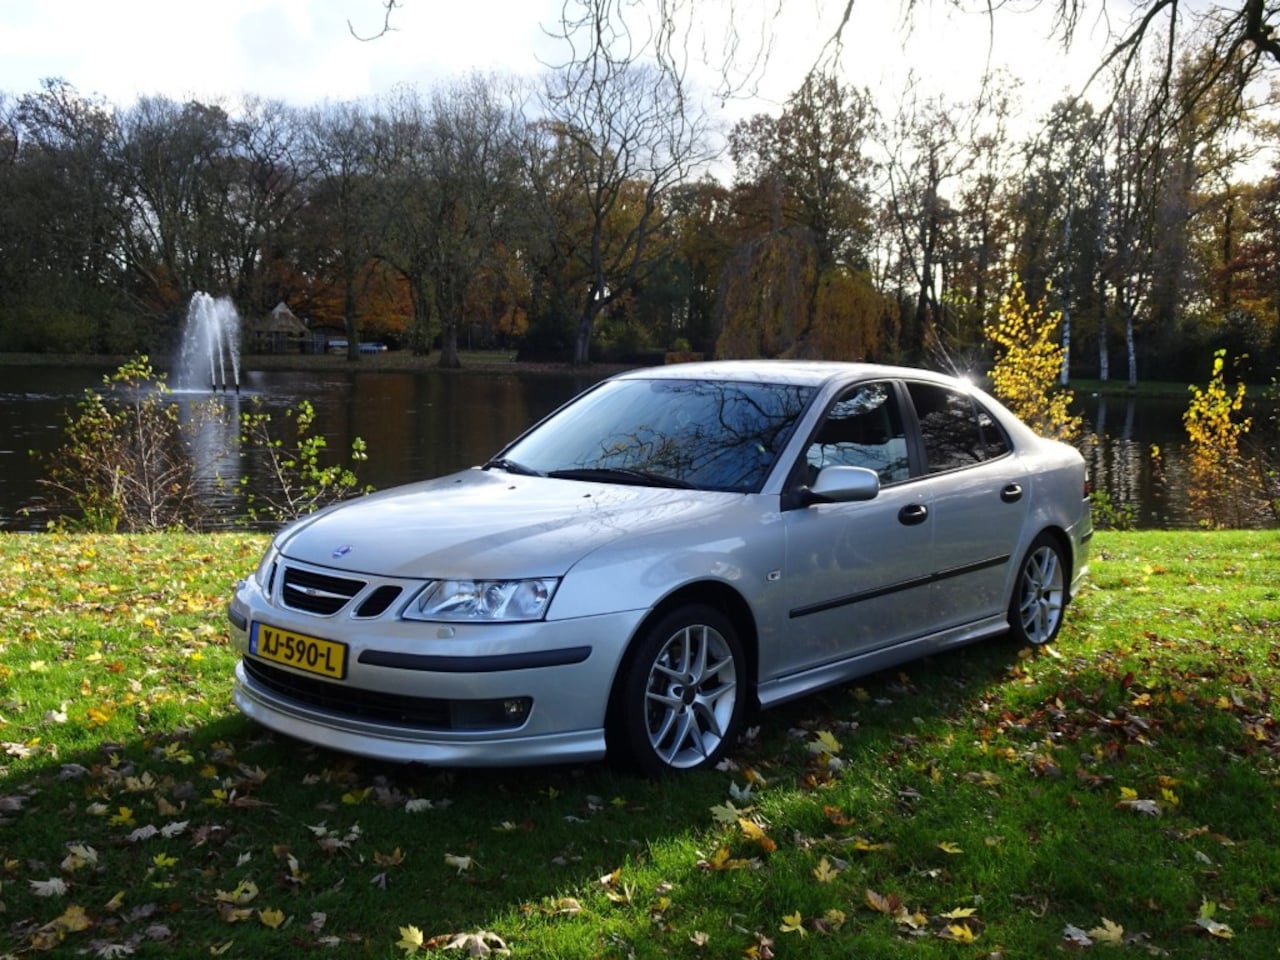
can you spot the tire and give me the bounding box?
[610,605,745,776]
[1009,533,1067,646]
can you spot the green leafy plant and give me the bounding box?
[235,397,370,523]
[1087,489,1137,531]
[34,356,216,532]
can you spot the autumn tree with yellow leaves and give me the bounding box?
[984,278,1082,444]
[1183,350,1260,528]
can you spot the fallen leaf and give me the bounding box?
[30,877,69,897]
[938,923,976,942]
[440,930,510,956]
[258,907,285,929]
[1196,901,1234,939]
[397,924,425,955]
[779,911,806,936]
[738,817,777,853]
[1089,917,1125,945]
[812,857,839,883]
[697,846,752,872]
[1062,924,1094,947]
[54,903,93,932]
[444,853,475,874]
[214,879,260,906]
[709,801,743,824]
[808,730,842,755]
[864,889,900,915]
[61,843,99,872]
[1116,798,1161,816]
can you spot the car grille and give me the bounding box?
[281,567,366,615]
[354,585,403,618]
[243,657,451,728]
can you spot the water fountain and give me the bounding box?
[175,292,241,392]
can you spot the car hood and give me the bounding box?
[274,468,739,580]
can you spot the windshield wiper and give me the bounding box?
[547,467,694,489]
[482,457,544,477]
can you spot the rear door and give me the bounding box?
[903,380,1030,628]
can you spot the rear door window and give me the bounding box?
[905,382,1011,474]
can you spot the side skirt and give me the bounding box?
[755,613,1009,710]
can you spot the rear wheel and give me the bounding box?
[1009,533,1067,645]
[610,605,744,776]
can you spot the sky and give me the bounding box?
[0,0,1111,124]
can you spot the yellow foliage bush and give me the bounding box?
[1183,350,1255,528]
[985,278,1081,443]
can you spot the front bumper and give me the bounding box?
[228,573,645,766]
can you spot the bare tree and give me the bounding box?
[300,101,378,361]
[880,83,988,365]
[373,76,526,367]
[360,2,1280,120]
[540,56,713,364]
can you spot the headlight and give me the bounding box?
[253,545,279,590]
[404,578,559,623]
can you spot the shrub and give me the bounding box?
[1183,350,1260,528]
[984,278,1082,444]
[35,357,216,531]
[235,398,370,524]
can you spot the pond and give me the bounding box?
[0,362,1248,531]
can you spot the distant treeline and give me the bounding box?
[2,57,1277,379]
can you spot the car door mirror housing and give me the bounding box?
[799,465,881,506]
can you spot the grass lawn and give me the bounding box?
[0,530,1277,957]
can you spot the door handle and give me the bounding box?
[898,503,929,526]
[1000,483,1023,503]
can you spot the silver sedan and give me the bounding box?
[228,361,1092,775]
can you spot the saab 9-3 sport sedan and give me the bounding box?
[228,361,1092,776]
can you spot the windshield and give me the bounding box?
[497,377,816,492]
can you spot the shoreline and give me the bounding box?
[0,350,637,377]
[0,352,1235,399]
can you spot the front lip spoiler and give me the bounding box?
[233,664,607,767]
[357,646,592,673]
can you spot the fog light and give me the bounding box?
[449,697,532,730]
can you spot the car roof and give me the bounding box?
[610,359,971,390]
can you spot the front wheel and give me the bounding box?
[610,605,745,777]
[1009,533,1067,646]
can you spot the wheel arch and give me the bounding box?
[1029,525,1074,597]
[606,580,761,720]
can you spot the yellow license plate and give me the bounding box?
[250,623,347,680]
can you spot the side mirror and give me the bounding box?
[799,465,880,506]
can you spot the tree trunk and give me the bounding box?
[1124,306,1137,388]
[437,329,462,368]
[1097,279,1109,381]
[573,305,595,366]
[1060,303,1072,386]
[343,279,360,362]
[435,285,463,369]
[410,277,432,356]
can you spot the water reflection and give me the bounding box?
[1,367,1263,531]
[0,365,602,531]
[1075,393,1240,529]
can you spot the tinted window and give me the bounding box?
[504,378,815,492]
[805,381,910,484]
[905,382,1010,474]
